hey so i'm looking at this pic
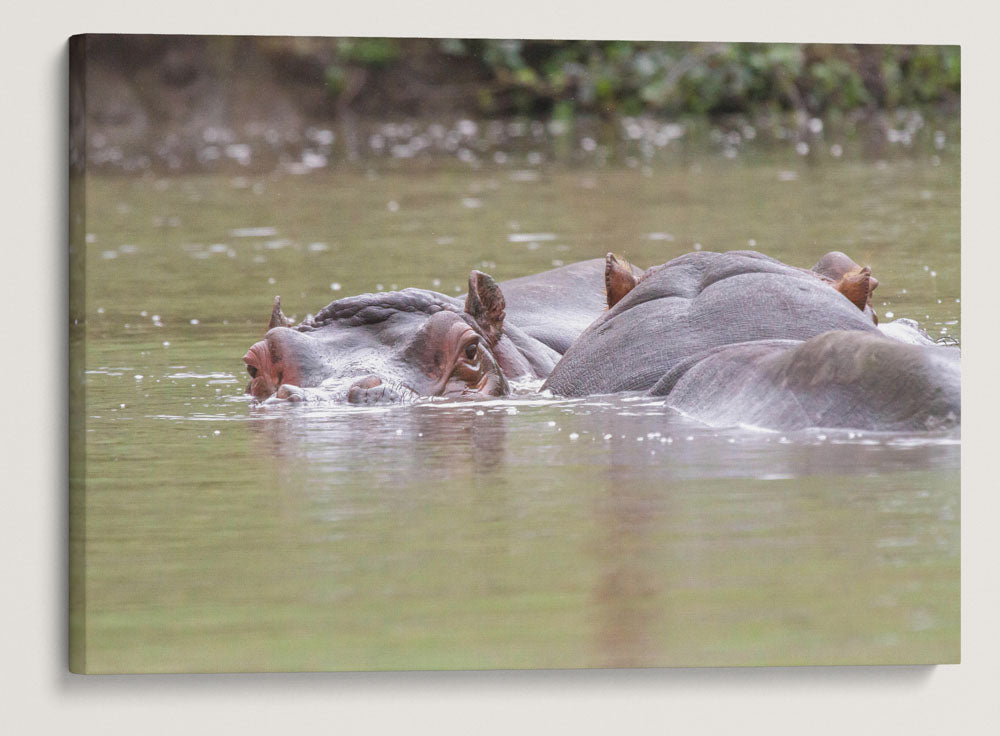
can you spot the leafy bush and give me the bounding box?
[443,40,959,117]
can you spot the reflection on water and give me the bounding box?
[247,392,960,483]
[77,148,959,672]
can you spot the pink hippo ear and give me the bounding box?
[465,270,506,346]
[605,252,639,308]
[267,295,290,330]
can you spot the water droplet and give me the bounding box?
[330,282,342,291]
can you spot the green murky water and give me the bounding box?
[73,148,960,672]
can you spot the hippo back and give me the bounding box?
[544,250,881,396]
[653,331,960,431]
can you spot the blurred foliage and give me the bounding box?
[325,38,402,96]
[426,40,959,117]
[336,37,401,67]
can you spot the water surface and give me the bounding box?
[75,146,960,672]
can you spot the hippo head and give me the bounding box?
[244,270,518,404]
[544,249,885,397]
[606,250,880,320]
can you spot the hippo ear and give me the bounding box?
[605,253,639,308]
[811,251,857,281]
[833,266,874,311]
[267,295,289,330]
[465,270,506,346]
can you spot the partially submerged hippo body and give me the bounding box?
[652,332,960,431]
[244,258,638,403]
[543,250,960,431]
[544,250,883,396]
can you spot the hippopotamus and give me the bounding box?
[652,332,960,431]
[243,258,640,403]
[543,249,960,431]
[545,249,882,396]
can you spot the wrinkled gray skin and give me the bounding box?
[244,259,638,404]
[653,331,960,431]
[544,250,881,396]
[543,250,960,431]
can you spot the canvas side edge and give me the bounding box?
[68,33,88,675]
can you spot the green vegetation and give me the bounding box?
[328,39,960,118]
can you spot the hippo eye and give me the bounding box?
[464,342,479,361]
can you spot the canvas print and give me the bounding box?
[69,35,960,673]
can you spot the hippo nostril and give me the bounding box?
[353,375,383,390]
[243,347,261,378]
[347,375,392,405]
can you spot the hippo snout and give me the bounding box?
[244,339,275,399]
[243,327,317,400]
